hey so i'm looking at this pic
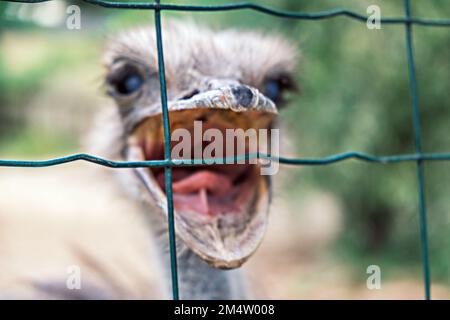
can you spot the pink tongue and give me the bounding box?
[158,170,232,196]
[173,189,210,216]
[156,170,234,216]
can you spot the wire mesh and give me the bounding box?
[2,0,450,300]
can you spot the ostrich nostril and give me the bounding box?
[180,89,200,100]
[231,85,254,108]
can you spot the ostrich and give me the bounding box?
[99,22,298,299]
[0,22,297,300]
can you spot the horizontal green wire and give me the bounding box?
[2,152,450,168]
[5,0,450,27]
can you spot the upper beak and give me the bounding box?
[123,85,277,134]
[171,84,278,114]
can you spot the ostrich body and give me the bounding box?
[0,22,297,299]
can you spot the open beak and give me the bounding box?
[126,85,277,269]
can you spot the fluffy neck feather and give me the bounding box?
[150,214,247,300]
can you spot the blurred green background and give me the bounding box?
[0,0,449,298]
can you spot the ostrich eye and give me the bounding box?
[263,73,297,106]
[107,66,144,96]
[119,73,143,95]
[264,80,282,103]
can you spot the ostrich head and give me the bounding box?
[102,22,297,270]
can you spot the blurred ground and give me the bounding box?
[1,165,448,299]
[0,164,168,299]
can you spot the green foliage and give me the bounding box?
[0,126,77,157]
[277,0,450,283]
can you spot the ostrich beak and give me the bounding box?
[127,85,277,269]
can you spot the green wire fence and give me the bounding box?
[2,0,450,300]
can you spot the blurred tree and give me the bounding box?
[275,0,450,282]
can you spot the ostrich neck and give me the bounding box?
[150,215,247,300]
[176,248,247,300]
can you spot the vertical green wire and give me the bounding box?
[403,0,431,300]
[154,0,179,300]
